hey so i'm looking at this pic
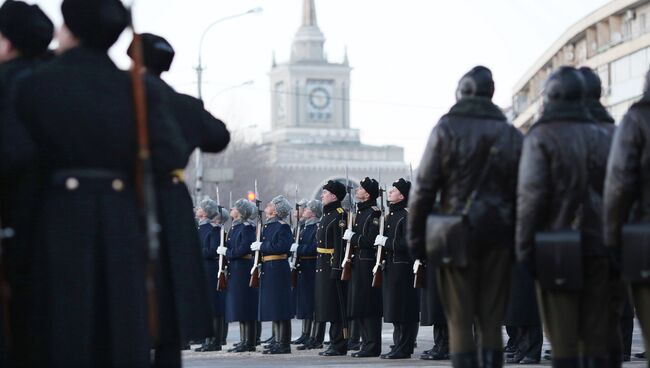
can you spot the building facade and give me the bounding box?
[261,0,408,198]
[513,0,650,128]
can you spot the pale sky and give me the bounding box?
[26,0,611,165]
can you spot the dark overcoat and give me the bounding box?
[225,220,258,322]
[259,218,293,321]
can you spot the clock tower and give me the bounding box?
[260,0,407,198]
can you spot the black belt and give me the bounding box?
[50,169,130,193]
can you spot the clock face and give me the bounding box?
[309,87,331,110]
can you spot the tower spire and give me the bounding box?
[302,0,317,26]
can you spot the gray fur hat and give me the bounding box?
[216,207,230,223]
[248,201,259,222]
[306,199,323,218]
[272,195,292,220]
[199,198,219,220]
[297,198,309,208]
[233,198,253,220]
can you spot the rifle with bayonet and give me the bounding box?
[216,186,227,291]
[128,10,160,340]
[341,169,354,281]
[249,181,263,288]
[290,185,300,288]
[371,184,386,288]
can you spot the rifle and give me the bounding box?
[128,12,160,341]
[249,181,263,288]
[290,185,300,288]
[216,187,227,291]
[371,184,386,288]
[341,168,354,281]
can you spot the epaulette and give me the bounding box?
[372,206,380,211]
[244,222,252,226]
[336,208,344,214]
[404,208,409,212]
[279,220,287,225]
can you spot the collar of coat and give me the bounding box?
[631,91,650,109]
[356,199,374,212]
[533,100,593,127]
[305,217,320,226]
[59,46,117,69]
[198,218,210,226]
[389,200,407,213]
[232,219,244,226]
[444,96,507,121]
[586,99,614,124]
[323,201,342,214]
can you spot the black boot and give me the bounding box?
[298,321,324,350]
[220,316,228,346]
[481,348,503,368]
[228,322,252,352]
[196,337,221,352]
[451,352,479,368]
[263,321,291,354]
[292,319,311,344]
[256,321,262,345]
[551,357,580,367]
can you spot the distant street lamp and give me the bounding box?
[193,7,263,204]
[208,80,254,107]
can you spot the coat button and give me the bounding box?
[172,176,180,184]
[66,177,79,191]
[112,179,124,192]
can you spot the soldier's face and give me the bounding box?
[0,33,18,63]
[230,208,240,220]
[321,190,337,205]
[195,207,206,219]
[388,187,404,204]
[356,186,370,201]
[302,208,315,220]
[55,24,80,55]
[265,202,277,218]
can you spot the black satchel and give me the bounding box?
[426,146,499,268]
[534,230,582,290]
[622,223,650,283]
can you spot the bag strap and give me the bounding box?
[462,136,500,217]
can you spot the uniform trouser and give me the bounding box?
[392,322,418,354]
[437,247,511,354]
[349,319,360,343]
[328,322,348,353]
[608,276,627,366]
[434,324,449,351]
[630,284,650,355]
[357,317,382,354]
[537,256,609,359]
[621,316,634,358]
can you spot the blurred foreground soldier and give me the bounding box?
[375,178,419,359]
[580,66,623,368]
[408,66,523,367]
[0,1,52,366]
[294,200,324,350]
[250,195,294,354]
[223,199,258,352]
[6,0,188,365]
[315,180,349,356]
[604,67,650,359]
[342,177,382,357]
[128,33,230,364]
[517,66,613,367]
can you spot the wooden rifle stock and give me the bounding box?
[290,218,300,288]
[371,216,385,288]
[249,223,261,288]
[340,209,353,282]
[129,29,160,341]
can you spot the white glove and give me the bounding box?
[413,259,422,274]
[343,229,355,241]
[290,243,299,252]
[250,241,262,251]
[217,246,227,256]
[374,235,388,247]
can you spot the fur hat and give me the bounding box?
[271,195,292,220]
[233,198,253,220]
[297,198,309,208]
[456,66,495,100]
[128,33,174,76]
[543,66,586,104]
[323,180,346,202]
[392,178,411,201]
[199,198,219,220]
[306,199,323,218]
[61,0,128,50]
[216,206,230,223]
[360,177,379,200]
[0,0,53,57]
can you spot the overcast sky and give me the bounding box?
[28,0,611,165]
